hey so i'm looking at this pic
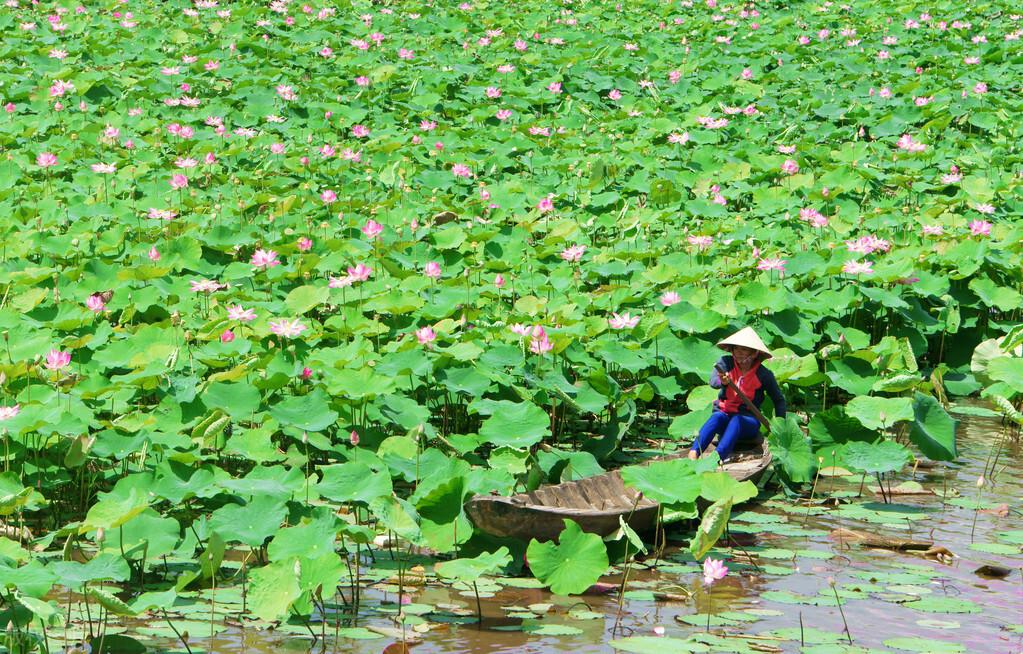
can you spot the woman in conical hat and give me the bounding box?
[688,327,786,461]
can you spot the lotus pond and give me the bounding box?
[0,0,1022,652]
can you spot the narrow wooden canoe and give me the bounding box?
[465,442,771,542]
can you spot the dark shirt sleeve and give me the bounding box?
[761,368,786,417]
[709,355,730,389]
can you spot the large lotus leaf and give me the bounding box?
[807,406,877,450]
[768,348,821,385]
[267,512,338,562]
[658,336,720,377]
[969,276,1023,311]
[620,458,705,506]
[202,382,261,418]
[101,509,181,561]
[699,472,757,505]
[435,547,512,584]
[0,560,55,599]
[845,395,914,430]
[477,400,550,449]
[908,392,958,462]
[410,457,472,524]
[248,559,302,622]
[971,338,1010,386]
[323,367,397,401]
[269,388,338,432]
[0,473,33,516]
[209,496,288,548]
[285,284,329,315]
[839,440,912,475]
[48,552,130,589]
[79,489,149,534]
[986,357,1023,394]
[219,465,306,498]
[609,636,707,653]
[297,552,346,597]
[826,357,879,395]
[767,415,816,483]
[317,461,393,506]
[526,520,609,595]
[369,495,422,545]
[690,497,733,560]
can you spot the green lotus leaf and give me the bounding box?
[526,520,609,596]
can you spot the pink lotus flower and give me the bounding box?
[842,260,874,275]
[494,274,505,288]
[537,197,555,214]
[250,249,280,269]
[269,318,306,339]
[301,366,313,379]
[529,331,553,354]
[668,132,690,144]
[608,312,641,329]
[660,291,681,307]
[687,235,713,250]
[974,203,995,215]
[0,405,19,421]
[36,152,58,168]
[485,86,501,98]
[321,189,337,204]
[781,159,799,175]
[510,324,531,337]
[49,80,75,97]
[496,109,513,120]
[896,134,927,152]
[547,81,562,94]
[85,294,106,313]
[973,82,988,94]
[270,143,286,155]
[228,305,257,322]
[147,247,161,261]
[169,174,189,190]
[702,558,728,586]
[922,225,944,236]
[424,262,442,279]
[45,349,71,371]
[91,163,116,174]
[349,430,360,446]
[276,85,297,101]
[757,257,787,272]
[362,219,384,239]
[415,326,436,345]
[297,237,313,252]
[220,329,235,343]
[560,245,585,262]
[351,124,370,138]
[190,279,223,293]
[347,263,373,282]
[608,89,622,101]
[329,275,353,288]
[452,163,472,178]
[969,220,992,236]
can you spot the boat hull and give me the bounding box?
[465,444,771,542]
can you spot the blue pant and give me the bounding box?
[691,411,761,461]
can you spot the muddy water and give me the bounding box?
[155,408,1023,653]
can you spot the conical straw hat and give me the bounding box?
[716,327,772,359]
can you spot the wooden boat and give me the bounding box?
[465,441,771,542]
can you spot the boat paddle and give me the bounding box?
[714,362,772,433]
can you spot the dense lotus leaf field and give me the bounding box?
[0,0,1022,651]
